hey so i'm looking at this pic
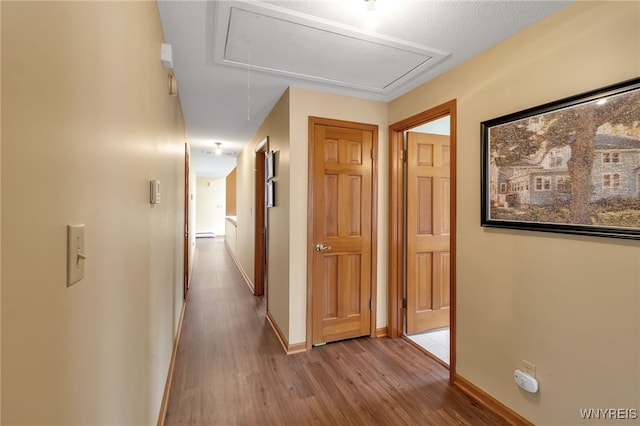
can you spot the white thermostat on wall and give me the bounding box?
[161,43,173,69]
[150,180,161,204]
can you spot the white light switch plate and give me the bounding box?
[67,225,85,286]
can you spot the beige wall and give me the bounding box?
[188,153,197,280]
[288,87,388,344]
[236,89,291,338]
[235,131,256,288]
[0,3,3,419]
[226,167,237,216]
[263,93,292,339]
[2,2,186,425]
[390,2,640,424]
[236,88,388,345]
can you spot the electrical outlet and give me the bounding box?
[522,360,536,377]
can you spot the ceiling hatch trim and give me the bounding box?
[212,1,451,95]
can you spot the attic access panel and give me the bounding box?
[213,1,450,94]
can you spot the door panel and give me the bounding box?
[311,122,373,345]
[406,132,451,334]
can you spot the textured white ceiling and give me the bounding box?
[157,0,571,177]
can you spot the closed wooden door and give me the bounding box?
[406,132,451,334]
[310,118,375,345]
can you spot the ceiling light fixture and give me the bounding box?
[215,142,222,156]
[363,0,377,29]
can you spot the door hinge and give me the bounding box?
[400,149,407,161]
[402,298,407,309]
[371,148,376,160]
[369,299,372,310]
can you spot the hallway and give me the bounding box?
[164,238,504,425]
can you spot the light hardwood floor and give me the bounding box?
[163,238,504,425]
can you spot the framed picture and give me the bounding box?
[266,151,275,180]
[481,77,640,239]
[266,181,275,208]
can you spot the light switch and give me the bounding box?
[67,225,86,287]
[150,180,161,204]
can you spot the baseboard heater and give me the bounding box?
[195,232,216,238]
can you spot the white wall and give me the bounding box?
[225,219,238,257]
[195,177,226,236]
[1,2,186,424]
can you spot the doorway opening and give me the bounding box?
[388,100,457,381]
[405,117,451,366]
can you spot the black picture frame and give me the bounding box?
[481,77,640,240]
[266,181,275,208]
[266,151,275,180]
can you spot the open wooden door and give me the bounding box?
[183,143,190,300]
[309,117,377,346]
[406,132,451,334]
[254,138,268,296]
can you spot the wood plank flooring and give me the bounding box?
[164,238,504,425]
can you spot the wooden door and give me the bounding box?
[183,143,190,300]
[406,132,451,334]
[310,118,375,345]
[254,140,267,296]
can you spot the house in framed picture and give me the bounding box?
[590,134,640,200]
[496,134,640,211]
